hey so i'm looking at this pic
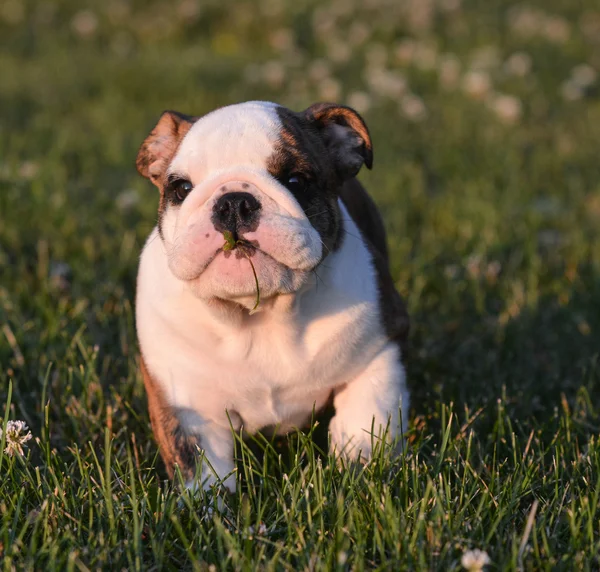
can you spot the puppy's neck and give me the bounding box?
[204,284,313,327]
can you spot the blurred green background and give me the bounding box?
[1,0,600,568]
[2,0,600,428]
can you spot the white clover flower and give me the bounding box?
[262,61,286,89]
[347,91,372,114]
[488,93,523,124]
[461,549,491,571]
[400,94,427,121]
[327,39,352,64]
[465,254,482,278]
[508,7,544,38]
[116,189,139,211]
[439,0,461,12]
[470,46,500,71]
[485,261,502,281]
[462,70,492,99]
[543,16,570,44]
[394,39,417,66]
[504,52,532,77]
[365,68,407,98]
[414,44,438,71]
[269,28,295,52]
[318,77,342,101]
[247,522,268,536]
[438,54,461,90]
[18,161,38,180]
[365,43,388,68]
[561,80,583,101]
[308,59,331,83]
[0,420,33,458]
[71,10,98,38]
[347,22,370,48]
[572,64,597,89]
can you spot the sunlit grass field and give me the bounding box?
[2,0,600,569]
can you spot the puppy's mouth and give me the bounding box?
[220,231,259,258]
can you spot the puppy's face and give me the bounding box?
[136,101,372,306]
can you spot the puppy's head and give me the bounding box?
[136,101,372,307]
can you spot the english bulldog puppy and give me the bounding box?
[135,101,409,491]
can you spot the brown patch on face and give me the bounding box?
[136,110,197,228]
[268,106,344,255]
[140,355,202,480]
[267,102,376,257]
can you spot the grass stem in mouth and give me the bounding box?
[221,231,260,313]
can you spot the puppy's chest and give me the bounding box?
[166,302,381,430]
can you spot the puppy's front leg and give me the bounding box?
[141,358,235,492]
[329,343,409,461]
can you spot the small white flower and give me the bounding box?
[365,43,388,68]
[488,93,523,124]
[337,551,348,565]
[413,44,438,71]
[1,420,33,458]
[485,261,502,281]
[348,21,371,47]
[269,28,294,52]
[365,68,407,98]
[572,64,597,89]
[327,39,352,64]
[394,38,417,66]
[504,52,532,77]
[116,189,139,211]
[18,161,38,180]
[347,91,372,114]
[462,70,492,99]
[461,549,491,571]
[262,61,286,89]
[438,54,461,90]
[444,264,460,279]
[543,17,570,44]
[177,0,201,20]
[247,522,268,536]
[561,80,583,101]
[318,78,342,102]
[308,59,331,83]
[466,254,482,278]
[470,46,500,71]
[400,94,427,121]
[71,10,98,38]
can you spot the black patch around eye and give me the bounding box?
[165,177,193,205]
[286,173,308,194]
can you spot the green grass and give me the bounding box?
[1,0,600,569]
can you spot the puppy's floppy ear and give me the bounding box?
[136,110,197,187]
[303,102,373,179]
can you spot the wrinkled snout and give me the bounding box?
[211,186,262,237]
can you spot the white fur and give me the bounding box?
[136,102,409,491]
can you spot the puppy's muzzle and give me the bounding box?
[211,189,261,237]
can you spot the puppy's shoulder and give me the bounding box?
[340,179,409,355]
[339,178,389,262]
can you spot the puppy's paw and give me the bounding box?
[179,479,233,518]
[328,415,375,464]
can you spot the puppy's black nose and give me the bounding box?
[212,192,261,235]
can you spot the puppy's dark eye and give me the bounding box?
[287,174,307,193]
[169,179,193,203]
